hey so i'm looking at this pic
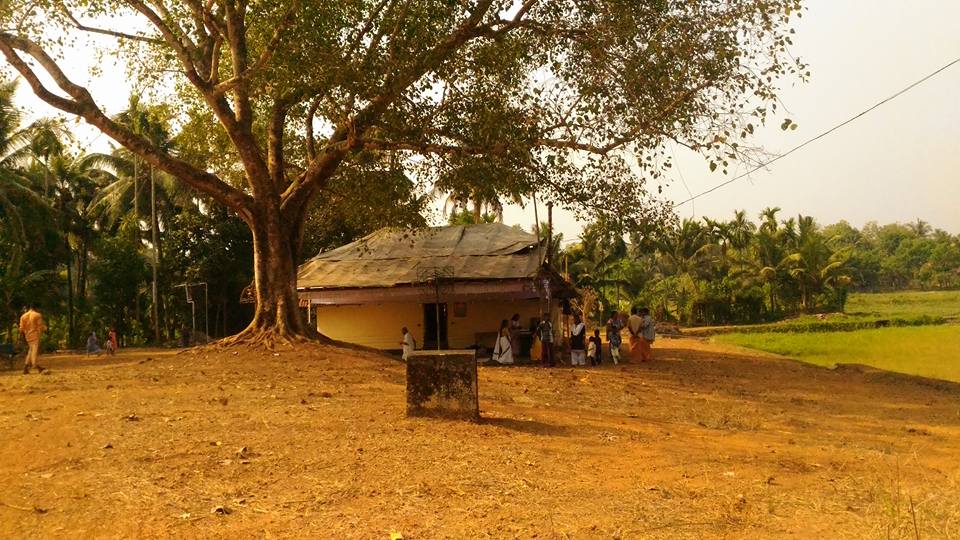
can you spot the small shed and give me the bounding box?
[297,223,573,353]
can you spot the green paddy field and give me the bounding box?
[714,291,960,382]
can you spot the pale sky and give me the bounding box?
[10,0,960,238]
[505,0,960,239]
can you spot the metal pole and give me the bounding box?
[150,165,160,343]
[133,156,138,237]
[532,192,544,315]
[203,282,209,339]
[532,191,541,261]
[434,279,441,350]
[191,292,196,334]
[133,156,140,325]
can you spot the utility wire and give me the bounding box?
[673,55,960,208]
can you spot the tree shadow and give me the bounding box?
[481,416,570,436]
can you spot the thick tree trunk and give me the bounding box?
[222,202,322,347]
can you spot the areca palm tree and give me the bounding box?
[89,97,192,342]
[728,210,756,252]
[759,206,781,235]
[652,219,720,322]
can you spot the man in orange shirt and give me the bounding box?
[18,303,46,374]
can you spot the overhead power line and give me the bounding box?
[672,55,960,208]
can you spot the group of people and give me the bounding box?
[506,307,655,367]
[86,328,119,355]
[397,307,655,366]
[563,307,655,367]
[14,303,123,375]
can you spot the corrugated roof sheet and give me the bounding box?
[297,223,544,290]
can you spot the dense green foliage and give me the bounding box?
[565,210,960,326]
[0,0,808,340]
[0,83,422,348]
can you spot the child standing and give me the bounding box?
[587,329,602,366]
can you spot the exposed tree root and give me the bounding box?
[211,322,333,351]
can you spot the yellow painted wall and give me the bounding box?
[314,299,545,350]
[447,299,541,347]
[314,303,423,350]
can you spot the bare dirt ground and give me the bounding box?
[1,338,959,539]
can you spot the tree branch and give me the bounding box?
[0,32,254,222]
[345,0,394,57]
[267,92,306,189]
[59,5,164,45]
[125,0,205,84]
[211,0,300,96]
[281,0,501,217]
[357,138,501,156]
[305,97,320,162]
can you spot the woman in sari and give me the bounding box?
[509,313,522,359]
[492,319,514,364]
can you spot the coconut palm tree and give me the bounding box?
[0,80,47,249]
[26,145,118,344]
[780,215,851,311]
[0,79,61,339]
[566,222,628,312]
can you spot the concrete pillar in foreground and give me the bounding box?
[406,350,479,421]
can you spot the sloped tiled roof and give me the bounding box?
[297,223,544,290]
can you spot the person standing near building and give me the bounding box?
[537,314,555,367]
[639,307,656,362]
[606,311,623,365]
[492,319,514,364]
[18,303,46,374]
[400,327,415,361]
[508,313,522,359]
[569,314,586,366]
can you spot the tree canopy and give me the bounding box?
[565,211,960,326]
[0,0,806,344]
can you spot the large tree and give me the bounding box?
[0,0,804,345]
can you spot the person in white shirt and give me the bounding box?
[587,329,602,366]
[570,314,586,366]
[400,327,415,361]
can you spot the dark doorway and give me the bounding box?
[423,303,449,349]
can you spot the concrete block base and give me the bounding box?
[406,350,479,421]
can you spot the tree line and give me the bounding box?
[0,84,423,349]
[564,210,960,326]
[0,0,805,345]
